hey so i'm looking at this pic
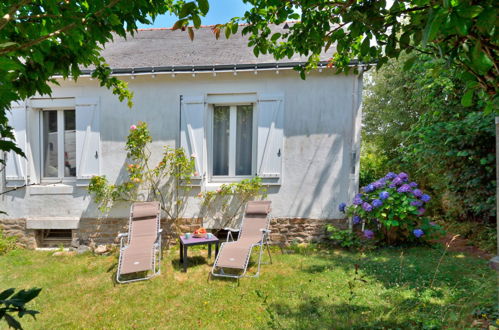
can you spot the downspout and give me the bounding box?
[24,98,29,187]
[176,95,183,220]
[348,66,364,231]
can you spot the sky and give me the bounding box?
[137,0,252,29]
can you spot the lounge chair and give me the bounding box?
[116,202,162,284]
[211,200,272,279]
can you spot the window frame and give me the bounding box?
[207,102,258,183]
[40,108,77,183]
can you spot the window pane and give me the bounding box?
[236,105,253,175]
[212,106,230,176]
[64,110,76,177]
[42,111,58,177]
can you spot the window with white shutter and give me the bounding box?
[256,94,284,184]
[180,95,206,186]
[4,102,27,187]
[75,97,100,186]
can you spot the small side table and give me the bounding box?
[179,235,220,272]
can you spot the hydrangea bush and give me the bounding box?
[339,172,444,245]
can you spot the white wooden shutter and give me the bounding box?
[180,95,205,185]
[257,94,284,184]
[75,97,100,185]
[5,102,27,187]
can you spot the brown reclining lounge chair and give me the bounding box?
[116,202,162,284]
[211,201,272,279]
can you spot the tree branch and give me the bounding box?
[0,0,122,55]
[0,0,33,31]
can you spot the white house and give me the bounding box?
[0,26,363,248]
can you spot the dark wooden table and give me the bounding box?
[179,235,220,272]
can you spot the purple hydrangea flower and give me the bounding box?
[372,179,386,189]
[363,230,374,239]
[412,189,423,198]
[379,191,390,200]
[389,183,397,188]
[413,229,424,238]
[372,199,383,208]
[418,208,426,215]
[398,172,409,182]
[392,177,403,186]
[385,172,397,180]
[339,202,347,213]
[353,194,363,205]
[409,182,418,188]
[364,184,376,193]
[410,200,423,207]
[421,194,431,203]
[397,184,412,193]
[353,215,361,224]
[362,202,373,212]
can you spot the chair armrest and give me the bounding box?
[260,229,271,233]
[224,227,240,232]
[117,233,128,238]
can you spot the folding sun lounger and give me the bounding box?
[211,200,273,279]
[116,202,162,284]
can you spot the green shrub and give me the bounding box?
[325,225,360,249]
[0,229,18,255]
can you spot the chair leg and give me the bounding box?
[266,242,273,264]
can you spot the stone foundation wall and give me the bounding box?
[1,217,347,248]
[0,219,37,249]
[269,218,348,245]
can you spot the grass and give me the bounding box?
[0,244,496,329]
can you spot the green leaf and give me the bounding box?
[179,2,196,18]
[360,37,370,56]
[197,0,209,15]
[0,42,17,49]
[422,9,445,47]
[192,15,201,28]
[471,44,494,74]
[461,89,474,107]
[271,33,281,42]
[456,5,483,18]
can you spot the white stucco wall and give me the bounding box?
[0,69,362,224]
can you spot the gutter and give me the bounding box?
[53,60,371,78]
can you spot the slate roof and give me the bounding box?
[88,25,335,73]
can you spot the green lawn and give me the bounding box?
[1,244,496,329]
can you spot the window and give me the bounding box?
[42,109,76,179]
[211,104,255,179]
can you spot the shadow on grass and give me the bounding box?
[300,246,490,291]
[267,293,445,329]
[171,255,209,272]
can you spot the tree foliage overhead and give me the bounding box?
[178,0,498,111]
[0,0,210,161]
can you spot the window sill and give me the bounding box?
[29,183,76,195]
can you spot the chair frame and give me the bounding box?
[211,204,273,279]
[116,203,163,284]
